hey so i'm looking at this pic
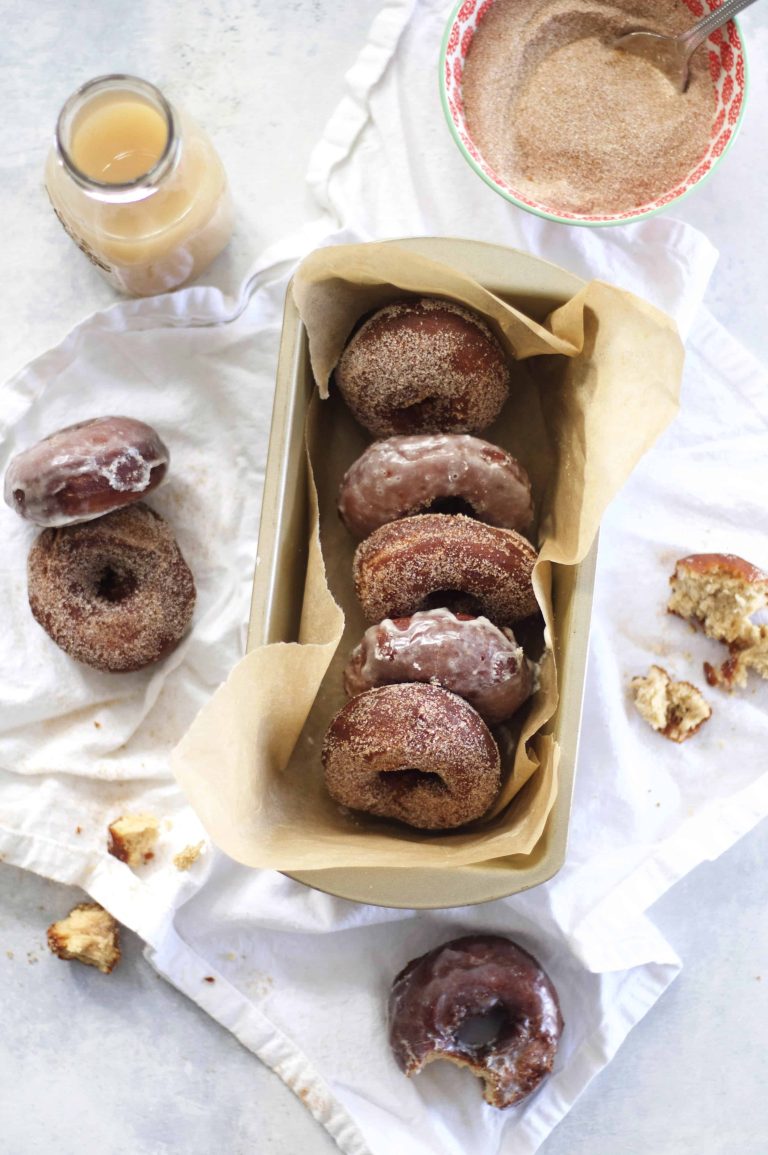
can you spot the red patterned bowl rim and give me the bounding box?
[439,0,749,227]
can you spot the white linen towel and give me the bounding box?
[1,3,767,1153]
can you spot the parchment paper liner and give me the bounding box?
[172,243,682,870]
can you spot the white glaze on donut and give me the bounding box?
[5,416,169,526]
[338,433,533,539]
[388,934,563,1108]
[344,608,534,725]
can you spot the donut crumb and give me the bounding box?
[173,841,205,871]
[630,665,711,743]
[107,812,159,868]
[47,902,120,974]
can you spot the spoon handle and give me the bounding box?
[682,0,760,56]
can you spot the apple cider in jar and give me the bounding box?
[45,74,234,296]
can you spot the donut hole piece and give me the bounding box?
[96,565,137,604]
[422,589,483,617]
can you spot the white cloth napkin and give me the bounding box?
[2,3,768,1154]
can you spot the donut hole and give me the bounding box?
[423,589,483,616]
[427,496,478,518]
[455,1004,509,1051]
[95,565,138,603]
[379,768,447,793]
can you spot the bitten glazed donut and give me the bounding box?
[4,416,169,526]
[338,433,533,539]
[28,503,195,672]
[388,934,563,1109]
[353,514,538,625]
[333,298,511,436]
[343,609,534,725]
[321,683,501,829]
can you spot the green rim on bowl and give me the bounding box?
[439,0,750,228]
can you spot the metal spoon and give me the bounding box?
[614,0,758,93]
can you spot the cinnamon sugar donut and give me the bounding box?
[388,934,563,1108]
[338,434,533,539]
[334,298,511,436]
[321,683,501,829]
[5,416,169,526]
[28,503,195,672]
[353,514,538,625]
[343,609,534,725]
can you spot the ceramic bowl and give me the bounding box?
[440,0,749,227]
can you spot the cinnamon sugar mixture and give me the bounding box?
[462,0,716,215]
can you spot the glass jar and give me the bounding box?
[45,74,234,297]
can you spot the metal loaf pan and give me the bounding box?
[248,237,597,909]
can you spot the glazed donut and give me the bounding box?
[353,514,538,625]
[28,503,195,672]
[343,609,534,726]
[388,934,563,1109]
[321,683,501,829]
[4,416,169,526]
[338,434,533,540]
[333,298,511,436]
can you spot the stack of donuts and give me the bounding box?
[4,416,195,673]
[321,296,542,831]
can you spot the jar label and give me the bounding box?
[48,196,114,274]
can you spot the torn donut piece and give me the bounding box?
[47,902,121,974]
[630,665,711,743]
[706,637,768,690]
[107,812,159,868]
[668,553,768,689]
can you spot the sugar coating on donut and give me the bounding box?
[28,502,195,673]
[668,552,768,689]
[353,513,538,625]
[322,683,501,829]
[338,433,533,540]
[4,416,169,526]
[388,934,563,1108]
[630,665,711,743]
[334,298,511,436]
[344,609,534,726]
